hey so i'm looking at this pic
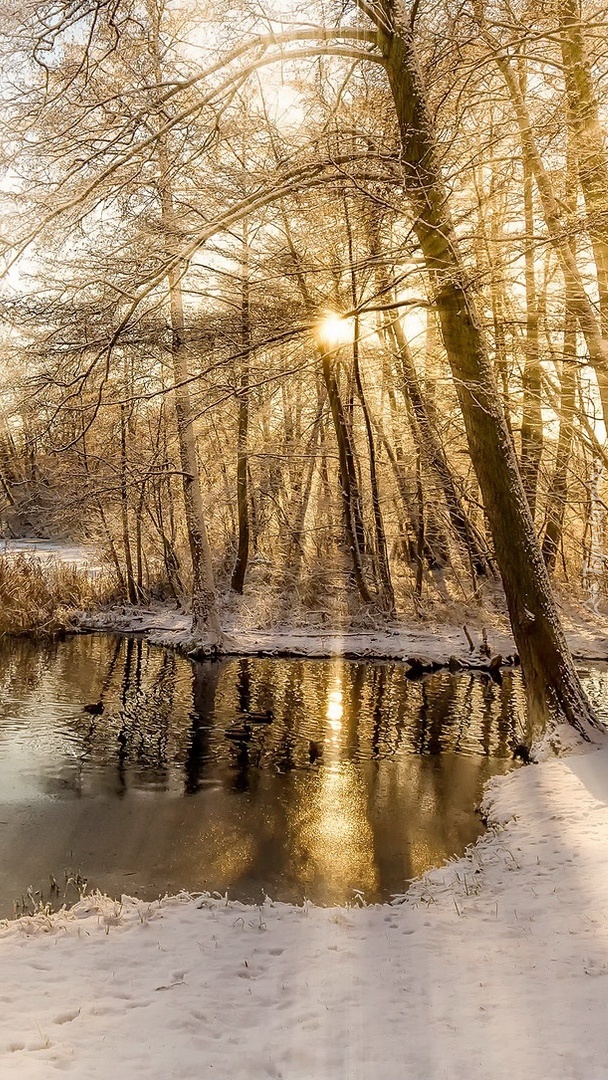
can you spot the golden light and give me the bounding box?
[326,687,343,732]
[315,313,354,351]
[296,762,379,898]
[402,306,427,346]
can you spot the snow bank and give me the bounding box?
[81,601,608,665]
[83,604,518,663]
[2,728,608,1079]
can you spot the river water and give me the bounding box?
[0,633,541,915]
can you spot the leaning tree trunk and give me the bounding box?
[385,312,493,577]
[367,207,491,575]
[367,0,596,730]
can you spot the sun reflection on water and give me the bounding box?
[326,687,343,733]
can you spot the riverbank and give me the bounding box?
[1,720,607,1079]
[81,597,608,665]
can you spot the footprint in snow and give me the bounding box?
[53,1010,80,1025]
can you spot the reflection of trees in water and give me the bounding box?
[479,676,496,758]
[0,634,117,726]
[112,637,181,790]
[0,640,529,781]
[0,639,546,902]
[183,659,223,794]
[267,659,304,775]
[411,679,456,756]
[370,666,387,760]
[342,662,365,761]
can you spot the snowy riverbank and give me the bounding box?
[2,722,608,1079]
[81,599,608,665]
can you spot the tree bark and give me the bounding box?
[519,63,543,519]
[559,0,608,332]
[543,139,579,572]
[367,0,595,729]
[151,9,220,643]
[542,293,577,571]
[120,404,138,605]
[231,221,251,594]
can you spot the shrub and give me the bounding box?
[0,554,121,636]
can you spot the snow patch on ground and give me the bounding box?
[82,600,608,667]
[82,603,518,663]
[1,538,103,572]
[3,729,608,1078]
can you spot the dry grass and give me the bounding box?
[0,554,121,636]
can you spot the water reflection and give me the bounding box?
[0,634,540,915]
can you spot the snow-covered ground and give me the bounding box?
[9,537,608,663]
[1,538,103,572]
[82,600,608,664]
[2,723,608,1079]
[85,603,516,661]
[6,542,608,1074]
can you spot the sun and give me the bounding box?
[315,312,354,349]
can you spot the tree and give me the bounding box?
[357,0,595,729]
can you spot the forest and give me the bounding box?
[3,2,608,1075]
[2,0,608,733]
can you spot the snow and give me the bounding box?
[1,539,103,572]
[83,603,518,662]
[2,725,608,1079]
[81,600,608,665]
[6,544,608,1073]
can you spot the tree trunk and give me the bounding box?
[543,140,579,572]
[151,9,220,643]
[542,294,577,571]
[278,206,372,602]
[368,207,491,575]
[231,222,251,594]
[368,0,595,730]
[120,404,138,605]
[479,22,608,423]
[559,0,608,332]
[320,349,374,603]
[385,312,493,577]
[344,198,395,611]
[352,318,396,612]
[519,63,543,518]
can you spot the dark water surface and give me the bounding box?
[0,634,535,915]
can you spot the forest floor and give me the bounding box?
[1,720,608,1078]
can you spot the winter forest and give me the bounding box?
[2,0,608,1077]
